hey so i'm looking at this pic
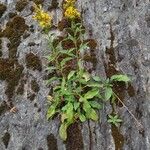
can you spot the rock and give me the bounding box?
[0,0,150,150]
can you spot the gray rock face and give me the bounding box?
[0,0,150,150]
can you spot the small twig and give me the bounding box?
[113,92,143,129]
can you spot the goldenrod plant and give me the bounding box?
[33,0,131,141]
[33,5,52,28]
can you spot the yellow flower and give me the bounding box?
[63,0,76,9]
[64,6,80,19]
[33,5,52,28]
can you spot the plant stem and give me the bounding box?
[113,92,143,129]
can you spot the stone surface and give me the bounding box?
[0,0,150,150]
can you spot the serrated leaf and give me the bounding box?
[110,74,130,82]
[92,76,101,82]
[89,101,102,109]
[47,105,56,120]
[79,114,86,122]
[68,71,76,80]
[59,123,67,141]
[84,89,99,99]
[105,87,113,101]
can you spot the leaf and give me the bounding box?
[87,82,103,88]
[68,71,76,80]
[82,72,90,82]
[92,76,101,82]
[60,57,73,68]
[79,43,88,53]
[84,89,99,99]
[46,66,56,72]
[89,101,102,109]
[61,113,67,123]
[110,74,130,83]
[78,59,83,69]
[47,95,53,101]
[46,77,58,85]
[83,100,91,112]
[105,87,113,101]
[79,114,86,122]
[58,50,75,57]
[73,102,80,110]
[47,105,56,120]
[59,123,68,141]
[88,109,98,121]
[66,103,74,122]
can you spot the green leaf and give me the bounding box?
[68,71,76,80]
[60,57,73,68]
[84,89,99,99]
[105,87,113,101]
[92,76,101,82]
[47,105,56,120]
[59,123,68,141]
[66,103,74,122]
[82,72,90,82]
[79,43,88,53]
[46,66,56,72]
[88,109,98,121]
[46,77,58,85]
[87,82,103,88]
[89,101,102,109]
[83,100,91,112]
[79,114,86,122]
[110,74,130,82]
[74,102,80,110]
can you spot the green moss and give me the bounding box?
[0,50,2,57]
[0,101,8,116]
[0,58,24,100]
[127,83,135,97]
[111,125,124,150]
[85,39,97,49]
[47,134,58,150]
[31,79,40,93]
[0,39,2,57]
[66,123,84,150]
[58,19,69,31]
[8,12,17,18]
[28,42,36,46]
[2,15,28,58]
[28,93,36,101]
[31,0,44,5]
[25,53,42,71]
[2,132,10,149]
[0,3,7,18]
[16,78,26,95]
[48,0,59,11]
[15,0,28,12]
[62,39,75,50]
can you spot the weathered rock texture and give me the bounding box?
[0,0,150,150]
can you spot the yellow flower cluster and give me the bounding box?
[33,5,52,28]
[63,0,80,19]
[63,0,76,9]
[64,6,80,19]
